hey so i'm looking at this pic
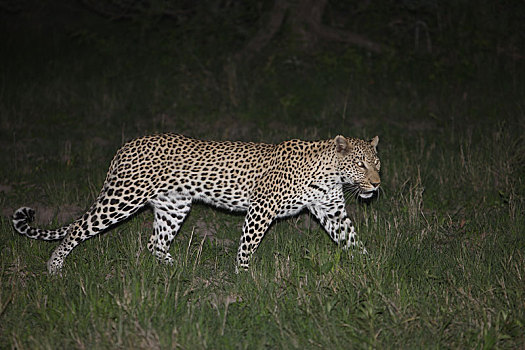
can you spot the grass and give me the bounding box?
[1,15,524,349]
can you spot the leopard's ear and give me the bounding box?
[334,135,352,156]
[370,136,379,151]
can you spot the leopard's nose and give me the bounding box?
[371,180,380,188]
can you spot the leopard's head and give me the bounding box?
[334,135,381,199]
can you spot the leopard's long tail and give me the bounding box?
[12,207,71,241]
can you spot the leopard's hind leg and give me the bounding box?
[46,190,147,275]
[147,192,192,264]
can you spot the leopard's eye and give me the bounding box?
[357,161,366,169]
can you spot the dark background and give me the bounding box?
[1,0,523,141]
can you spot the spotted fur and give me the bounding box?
[12,133,381,275]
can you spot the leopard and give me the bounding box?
[12,133,381,275]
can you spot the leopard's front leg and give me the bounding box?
[308,188,367,254]
[339,217,367,253]
[236,200,276,272]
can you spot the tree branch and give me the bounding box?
[314,24,384,53]
[233,0,289,61]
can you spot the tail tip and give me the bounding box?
[13,207,35,223]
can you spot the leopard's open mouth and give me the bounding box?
[358,190,375,199]
[344,183,378,199]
